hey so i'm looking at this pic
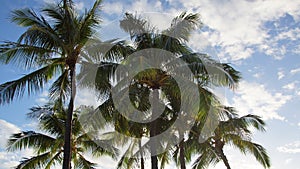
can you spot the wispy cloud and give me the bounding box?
[75,88,102,108]
[278,70,285,80]
[35,90,49,105]
[231,81,292,120]
[178,0,300,61]
[282,82,297,90]
[0,119,20,149]
[0,119,34,168]
[100,0,300,62]
[278,141,300,153]
[290,68,300,75]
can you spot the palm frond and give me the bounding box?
[179,53,241,89]
[0,63,61,105]
[120,12,155,38]
[7,131,55,152]
[44,151,63,169]
[231,137,270,168]
[73,153,97,169]
[164,12,201,42]
[11,8,63,50]
[0,41,58,68]
[49,70,70,102]
[191,146,219,169]
[15,152,51,169]
[27,103,54,120]
[78,0,102,45]
[39,110,65,136]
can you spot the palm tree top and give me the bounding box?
[0,0,103,105]
[7,103,119,169]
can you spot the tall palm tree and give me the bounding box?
[119,12,242,169]
[0,1,125,168]
[6,103,118,169]
[81,12,240,169]
[184,107,270,169]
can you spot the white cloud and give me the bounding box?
[22,121,38,130]
[75,88,102,108]
[35,91,49,105]
[293,44,300,54]
[278,70,285,80]
[253,73,262,78]
[43,0,56,4]
[275,28,300,41]
[231,81,292,120]
[103,0,164,16]
[0,152,20,169]
[291,68,300,75]
[178,0,300,61]
[278,141,300,154]
[282,82,297,90]
[35,97,48,104]
[74,2,84,11]
[285,158,293,164]
[102,2,124,16]
[129,0,163,13]
[100,0,300,62]
[0,120,34,169]
[0,150,35,169]
[0,119,20,149]
[263,45,286,60]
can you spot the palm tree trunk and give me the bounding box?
[150,89,159,169]
[179,138,186,169]
[219,149,231,169]
[138,140,145,169]
[62,66,76,169]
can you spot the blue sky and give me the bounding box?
[0,0,300,169]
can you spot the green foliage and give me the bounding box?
[7,103,118,169]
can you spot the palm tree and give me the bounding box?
[6,103,118,169]
[119,12,243,169]
[81,12,240,169]
[0,1,125,168]
[185,107,270,169]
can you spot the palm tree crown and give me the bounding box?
[186,107,271,169]
[7,103,118,169]
[83,12,242,169]
[0,1,121,168]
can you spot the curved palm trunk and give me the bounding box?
[219,150,231,169]
[150,89,159,169]
[215,140,231,169]
[179,138,186,169]
[138,140,145,169]
[62,65,76,169]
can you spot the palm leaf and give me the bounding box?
[49,70,70,102]
[0,41,58,68]
[230,136,270,168]
[15,152,51,169]
[44,151,63,169]
[0,63,61,104]
[7,131,55,152]
[164,12,201,42]
[73,153,96,169]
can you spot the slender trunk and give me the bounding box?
[179,137,186,169]
[150,89,159,169]
[138,140,145,169]
[62,66,76,169]
[219,149,231,169]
